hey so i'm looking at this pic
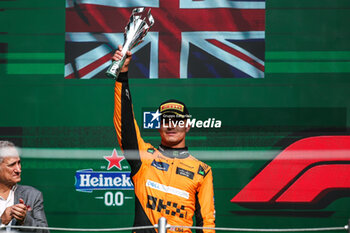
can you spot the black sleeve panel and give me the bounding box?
[114,72,142,174]
[195,192,204,233]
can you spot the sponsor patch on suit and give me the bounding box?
[198,165,209,177]
[147,148,155,154]
[176,167,194,179]
[151,160,170,171]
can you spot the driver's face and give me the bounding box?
[158,118,190,148]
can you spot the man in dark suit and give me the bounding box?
[0,141,49,232]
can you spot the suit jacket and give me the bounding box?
[11,185,49,233]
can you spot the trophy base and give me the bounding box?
[105,60,123,79]
[105,71,118,79]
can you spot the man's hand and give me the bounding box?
[1,206,13,225]
[11,199,29,225]
[112,45,132,73]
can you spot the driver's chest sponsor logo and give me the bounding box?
[151,160,170,171]
[176,167,194,179]
[146,179,189,199]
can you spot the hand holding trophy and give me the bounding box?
[106,8,154,79]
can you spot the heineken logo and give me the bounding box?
[75,170,133,192]
[74,149,133,193]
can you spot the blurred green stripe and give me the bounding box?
[267,62,350,73]
[5,52,64,60]
[7,63,63,74]
[266,51,350,60]
[268,0,350,8]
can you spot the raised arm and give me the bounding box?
[112,46,148,174]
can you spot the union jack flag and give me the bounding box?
[65,0,265,79]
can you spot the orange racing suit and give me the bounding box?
[113,72,215,233]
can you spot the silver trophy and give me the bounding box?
[106,8,154,79]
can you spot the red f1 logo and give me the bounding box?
[232,136,350,208]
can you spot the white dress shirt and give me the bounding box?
[0,185,17,229]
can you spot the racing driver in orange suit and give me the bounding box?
[112,45,215,233]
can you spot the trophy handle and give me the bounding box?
[106,57,126,79]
